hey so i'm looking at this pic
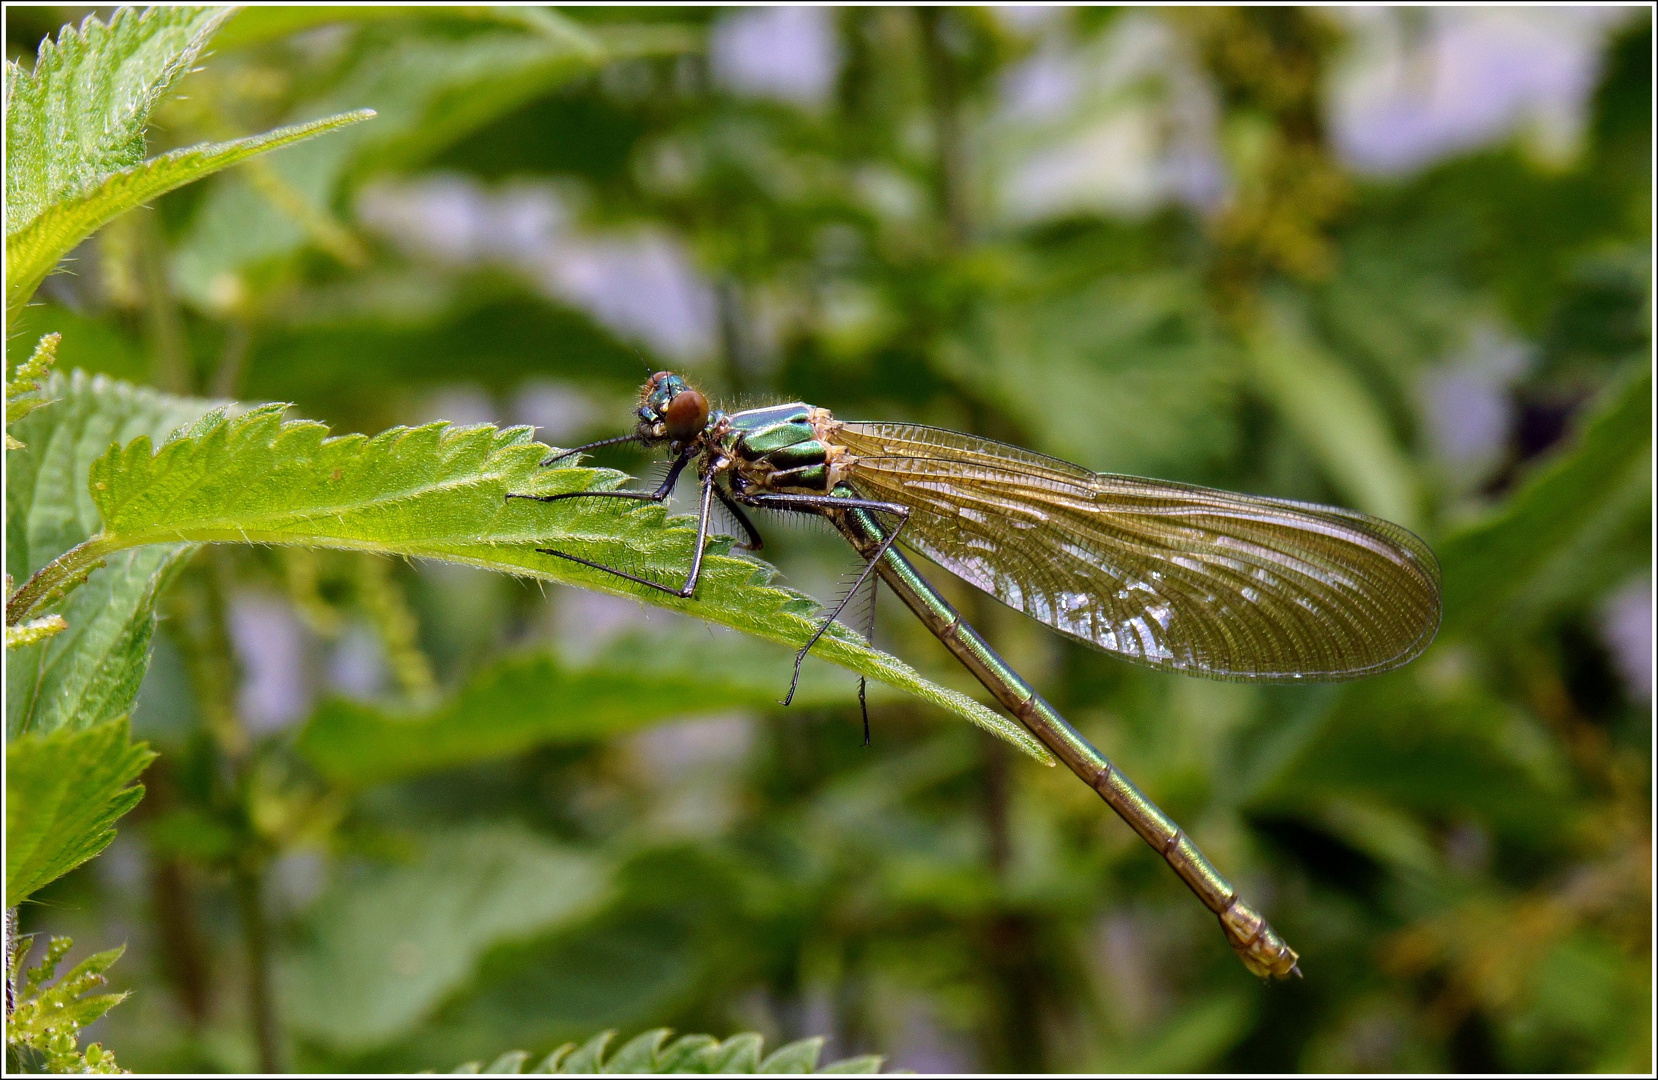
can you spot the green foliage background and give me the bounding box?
[6,6,1651,1074]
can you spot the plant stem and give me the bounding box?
[917,7,972,250]
[5,536,117,626]
[139,213,192,395]
[232,865,283,1073]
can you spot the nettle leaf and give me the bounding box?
[451,1028,884,1074]
[4,6,231,230]
[1438,365,1651,634]
[7,372,218,737]
[12,400,1051,760]
[7,110,376,320]
[3,6,374,319]
[6,715,156,907]
[283,823,611,1052]
[298,636,866,788]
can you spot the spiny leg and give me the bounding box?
[713,484,764,551]
[745,493,911,708]
[535,474,717,598]
[538,432,645,468]
[507,450,691,507]
[854,572,879,746]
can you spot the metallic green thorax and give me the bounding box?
[719,403,839,495]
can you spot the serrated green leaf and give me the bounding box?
[484,1050,534,1074]
[758,1037,825,1074]
[653,1034,719,1073]
[6,716,156,907]
[296,641,861,788]
[558,1030,616,1074]
[283,823,612,1051]
[13,396,1051,760]
[1437,366,1651,634]
[4,6,232,232]
[6,372,216,737]
[449,1030,879,1074]
[534,1044,579,1073]
[6,109,376,321]
[814,1054,885,1074]
[602,1029,671,1073]
[707,1032,766,1073]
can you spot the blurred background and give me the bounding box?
[6,6,1651,1073]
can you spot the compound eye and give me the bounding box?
[663,389,709,442]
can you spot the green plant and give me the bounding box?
[6,6,1649,1074]
[6,935,128,1073]
[450,1028,884,1074]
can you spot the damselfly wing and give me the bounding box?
[831,421,1441,681]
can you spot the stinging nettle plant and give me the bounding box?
[1,6,1002,1070]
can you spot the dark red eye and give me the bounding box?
[663,389,708,441]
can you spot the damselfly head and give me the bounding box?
[637,371,710,445]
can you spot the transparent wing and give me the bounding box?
[835,422,1442,681]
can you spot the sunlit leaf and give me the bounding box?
[12,396,1051,760]
[4,6,231,232]
[6,716,155,907]
[6,110,375,320]
[6,372,215,737]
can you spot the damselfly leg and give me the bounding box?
[744,491,911,713]
[529,472,717,599]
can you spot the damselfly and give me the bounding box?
[508,372,1443,978]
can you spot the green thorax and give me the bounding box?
[719,402,838,494]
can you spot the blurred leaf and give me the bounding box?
[447,1028,879,1074]
[1266,669,1570,837]
[399,911,703,1072]
[6,109,375,320]
[11,398,1050,760]
[6,372,214,737]
[977,273,1238,478]
[172,22,612,306]
[212,5,600,52]
[4,6,231,232]
[6,716,155,907]
[1093,991,1255,1073]
[6,301,149,384]
[298,641,860,788]
[1248,295,1421,527]
[283,822,612,1051]
[1438,366,1651,634]
[5,936,129,1073]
